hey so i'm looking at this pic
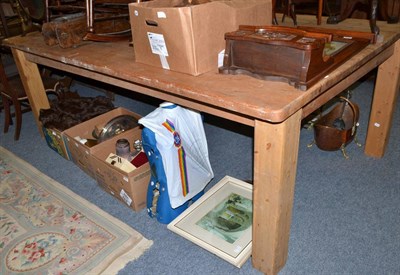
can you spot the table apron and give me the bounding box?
[25,53,257,127]
[302,43,395,119]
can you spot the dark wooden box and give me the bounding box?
[219,25,375,90]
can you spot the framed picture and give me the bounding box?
[323,40,350,57]
[167,176,253,267]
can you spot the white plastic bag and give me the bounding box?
[139,102,214,208]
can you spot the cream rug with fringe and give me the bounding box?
[0,146,152,274]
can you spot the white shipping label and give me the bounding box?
[157,11,166,18]
[120,189,133,206]
[147,32,169,56]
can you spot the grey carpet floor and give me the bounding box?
[1,72,399,275]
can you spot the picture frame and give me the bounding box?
[323,40,350,57]
[167,176,253,268]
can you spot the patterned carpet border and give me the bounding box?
[0,146,152,274]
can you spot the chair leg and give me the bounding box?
[272,0,279,25]
[13,100,23,140]
[290,2,298,25]
[318,0,323,24]
[1,95,11,134]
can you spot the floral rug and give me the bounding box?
[0,147,152,274]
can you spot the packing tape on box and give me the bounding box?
[159,55,170,70]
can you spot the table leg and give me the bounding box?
[11,48,50,135]
[365,39,400,158]
[252,109,302,274]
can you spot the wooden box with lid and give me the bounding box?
[219,25,376,90]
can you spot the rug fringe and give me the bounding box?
[101,238,153,275]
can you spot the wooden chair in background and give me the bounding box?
[0,53,72,140]
[279,0,324,25]
[324,0,380,34]
[0,0,24,38]
[277,0,383,35]
[0,54,30,140]
[0,1,71,140]
[325,0,399,25]
[380,0,400,23]
[44,0,134,42]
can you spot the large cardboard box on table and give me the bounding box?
[129,0,272,76]
[63,107,141,179]
[91,128,151,211]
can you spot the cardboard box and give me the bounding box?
[129,0,272,76]
[43,127,70,160]
[92,128,151,211]
[63,107,141,178]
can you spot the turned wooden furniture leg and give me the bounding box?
[252,109,302,274]
[317,0,323,24]
[281,0,289,22]
[369,0,379,35]
[86,0,94,33]
[282,0,323,25]
[1,93,12,133]
[365,40,400,157]
[11,48,50,136]
[282,0,297,25]
[14,100,23,140]
[290,2,297,25]
[272,0,278,25]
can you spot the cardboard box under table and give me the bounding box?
[63,107,141,179]
[91,128,151,211]
[129,0,272,76]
